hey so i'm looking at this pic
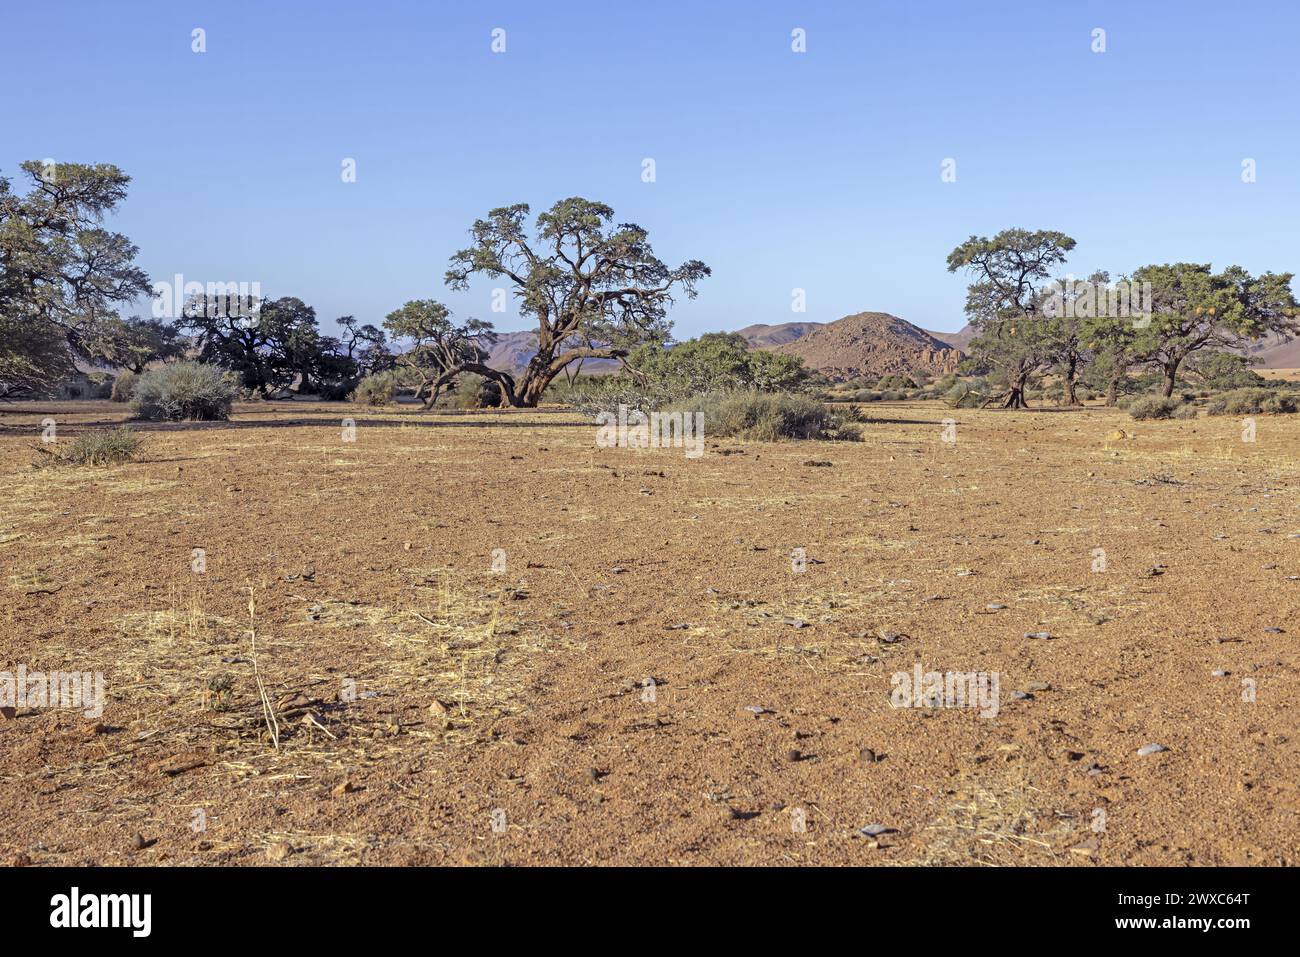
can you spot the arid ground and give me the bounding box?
[1,400,1297,866]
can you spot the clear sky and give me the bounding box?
[3,0,1297,337]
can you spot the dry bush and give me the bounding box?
[33,427,143,467]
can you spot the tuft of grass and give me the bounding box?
[33,427,144,467]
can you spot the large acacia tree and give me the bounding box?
[946,228,1076,408]
[441,198,710,407]
[0,161,151,397]
[1130,263,1297,397]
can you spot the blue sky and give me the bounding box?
[3,0,1297,337]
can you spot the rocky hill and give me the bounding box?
[768,311,964,381]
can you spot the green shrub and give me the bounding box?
[567,377,668,419]
[875,374,917,390]
[1171,404,1199,420]
[110,371,138,402]
[131,362,237,421]
[353,371,398,406]
[1206,388,1299,416]
[34,427,143,467]
[443,372,503,409]
[944,382,984,409]
[666,391,861,441]
[1128,396,1185,420]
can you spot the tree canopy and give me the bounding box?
[0,161,151,397]
[443,197,710,406]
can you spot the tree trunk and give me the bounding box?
[1161,362,1178,398]
[1001,371,1029,409]
[1105,375,1120,407]
[1061,355,1078,406]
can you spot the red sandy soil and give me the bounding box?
[0,400,1297,865]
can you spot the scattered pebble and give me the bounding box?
[1025,681,1051,692]
[266,841,293,861]
[131,833,147,851]
[1211,670,1229,677]
[744,705,767,715]
[986,603,1007,610]
[858,747,879,764]
[585,767,601,785]
[786,749,802,763]
[1009,690,1032,701]
[781,617,808,629]
[1137,743,1167,756]
[1024,631,1053,640]
[858,823,895,838]
[665,622,691,630]
[1263,627,1285,634]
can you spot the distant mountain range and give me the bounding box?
[484,314,1300,379]
[484,315,974,378]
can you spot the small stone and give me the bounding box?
[665,622,691,630]
[1024,631,1052,640]
[858,823,894,837]
[858,747,878,764]
[1263,627,1285,634]
[1070,838,1100,857]
[331,779,359,796]
[781,617,808,629]
[1009,690,1032,701]
[786,749,802,763]
[1025,681,1051,692]
[427,700,450,716]
[1211,670,1229,677]
[131,833,147,851]
[0,706,16,721]
[986,603,1007,610]
[877,629,902,644]
[266,841,292,861]
[584,767,601,785]
[744,705,767,715]
[1137,743,1166,756]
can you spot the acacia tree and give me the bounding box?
[1038,270,1120,406]
[1130,263,1297,397]
[382,299,495,408]
[0,161,151,397]
[946,228,1076,408]
[442,198,710,407]
[85,315,184,373]
[1081,303,1141,406]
